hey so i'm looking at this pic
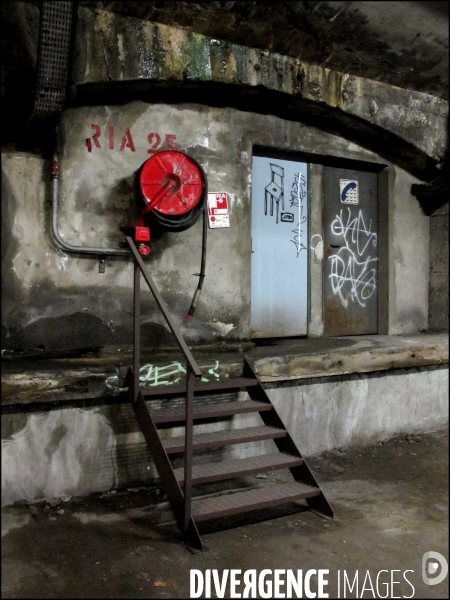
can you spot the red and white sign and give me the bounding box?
[207,192,230,228]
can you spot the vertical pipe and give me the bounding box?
[186,206,207,319]
[183,366,195,530]
[50,151,130,257]
[133,259,141,403]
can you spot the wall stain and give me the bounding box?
[1,414,29,440]
[5,313,115,351]
[45,424,69,460]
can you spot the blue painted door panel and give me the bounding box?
[250,156,308,337]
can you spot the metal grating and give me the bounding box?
[162,425,287,454]
[31,1,74,119]
[173,452,304,486]
[152,399,271,424]
[192,481,321,521]
[141,377,259,398]
[197,502,310,534]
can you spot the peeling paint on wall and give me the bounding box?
[310,234,323,261]
[1,408,118,506]
[206,322,235,336]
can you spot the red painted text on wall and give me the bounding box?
[85,125,177,154]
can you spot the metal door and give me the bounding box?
[323,166,378,336]
[250,156,308,337]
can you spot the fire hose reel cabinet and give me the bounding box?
[127,150,205,251]
[122,150,208,318]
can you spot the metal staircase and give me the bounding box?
[123,237,333,550]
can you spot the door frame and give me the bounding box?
[252,146,389,337]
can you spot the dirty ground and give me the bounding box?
[1,428,448,599]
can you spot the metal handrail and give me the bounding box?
[125,237,202,377]
[125,236,201,531]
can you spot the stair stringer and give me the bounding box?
[243,358,334,518]
[131,391,204,550]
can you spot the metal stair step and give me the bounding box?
[141,377,260,398]
[162,425,286,454]
[174,452,304,485]
[192,481,322,522]
[152,399,271,424]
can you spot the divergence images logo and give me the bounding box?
[422,551,448,585]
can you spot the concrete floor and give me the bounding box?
[1,428,448,599]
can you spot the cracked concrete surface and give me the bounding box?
[1,428,448,599]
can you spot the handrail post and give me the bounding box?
[125,236,202,378]
[132,258,141,403]
[183,365,195,530]
[125,236,201,533]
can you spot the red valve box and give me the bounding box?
[134,226,150,242]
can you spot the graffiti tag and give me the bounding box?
[264,163,285,223]
[105,360,220,392]
[328,207,377,308]
[290,172,307,257]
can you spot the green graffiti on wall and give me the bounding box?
[105,360,220,392]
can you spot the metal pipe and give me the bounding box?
[51,152,130,257]
[186,205,207,319]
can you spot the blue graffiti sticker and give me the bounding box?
[339,179,359,204]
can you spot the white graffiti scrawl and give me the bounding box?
[290,172,307,257]
[328,207,377,308]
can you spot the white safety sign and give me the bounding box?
[207,192,230,228]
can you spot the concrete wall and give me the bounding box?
[1,102,430,349]
[2,366,447,506]
[429,203,449,332]
[388,168,430,333]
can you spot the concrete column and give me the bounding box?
[308,163,324,337]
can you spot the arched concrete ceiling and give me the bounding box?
[67,7,446,185]
[79,0,449,100]
[1,0,448,157]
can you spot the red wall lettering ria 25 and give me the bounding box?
[85,125,177,154]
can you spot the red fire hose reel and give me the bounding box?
[123,150,206,256]
[139,150,205,219]
[121,150,208,319]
